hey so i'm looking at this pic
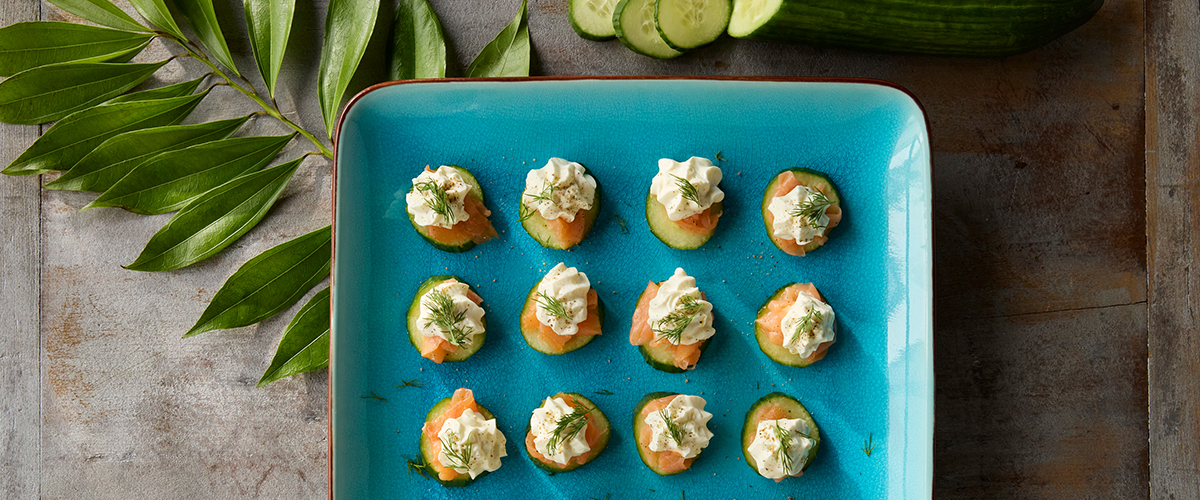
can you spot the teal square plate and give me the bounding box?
[332,77,932,499]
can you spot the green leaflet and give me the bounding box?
[126,158,304,272]
[175,0,240,76]
[128,0,185,40]
[466,0,529,77]
[258,287,330,386]
[0,22,154,77]
[186,225,331,338]
[0,60,168,125]
[85,134,294,214]
[317,0,380,138]
[390,0,445,80]
[46,0,149,33]
[3,91,207,176]
[245,0,296,97]
[45,116,249,192]
[105,75,205,103]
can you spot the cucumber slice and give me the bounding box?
[753,283,831,367]
[760,167,841,256]
[570,0,619,40]
[524,392,612,472]
[631,392,705,475]
[407,165,489,253]
[631,280,711,372]
[407,275,487,363]
[519,168,602,249]
[741,392,820,477]
[614,0,684,59]
[655,0,732,50]
[419,393,498,487]
[646,192,723,250]
[519,279,605,355]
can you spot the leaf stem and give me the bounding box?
[165,35,334,159]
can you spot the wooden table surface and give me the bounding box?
[1,0,1193,497]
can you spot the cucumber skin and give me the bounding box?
[524,392,612,473]
[761,167,839,256]
[419,395,498,487]
[655,0,732,51]
[407,276,487,363]
[519,168,602,250]
[740,392,820,476]
[632,281,712,372]
[646,191,723,250]
[518,280,605,355]
[753,283,826,368]
[569,0,617,40]
[729,0,1104,57]
[613,0,685,59]
[632,392,692,475]
[407,165,487,253]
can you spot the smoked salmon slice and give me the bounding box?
[425,196,498,245]
[545,211,589,248]
[673,206,722,235]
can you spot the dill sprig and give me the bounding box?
[536,292,573,321]
[652,294,704,344]
[670,174,700,203]
[594,389,614,395]
[414,180,456,224]
[546,400,594,454]
[792,307,823,343]
[659,409,686,445]
[615,216,629,235]
[862,432,875,457]
[405,455,431,480]
[788,189,833,230]
[773,422,795,475]
[439,431,473,471]
[423,289,473,346]
[395,379,426,389]
[519,182,554,221]
[361,391,386,401]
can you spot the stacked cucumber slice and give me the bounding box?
[573,0,731,58]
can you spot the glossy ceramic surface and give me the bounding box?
[332,77,932,499]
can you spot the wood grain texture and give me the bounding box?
[1,0,1150,497]
[1146,0,1200,498]
[0,4,40,500]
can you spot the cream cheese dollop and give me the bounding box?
[647,268,715,346]
[767,185,832,245]
[644,395,714,459]
[436,408,507,479]
[535,263,591,336]
[747,418,816,479]
[416,281,486,346]
[649,157,724,221]
[406,165,472,229]
[522,158,597,222]
[529,396,592,466]
[778,292,835,358]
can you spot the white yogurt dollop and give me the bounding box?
[529,396,592,465]
[406,165,472,229]
[644,395,714,459]
[436,408,507,479]
[767,185,832,244]
[747,418,816,479]
[778,292,835,358]
[535,263,591,336]
[646,268,715,346]
[417,281,486,346]
[523,158,597,222]
[649,157,724,221]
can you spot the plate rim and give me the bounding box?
[328,75,935,499]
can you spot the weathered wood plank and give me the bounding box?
[1147,0,1200,498]
[0,0,41,498]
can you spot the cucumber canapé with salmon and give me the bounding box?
[419,388,507,486]
[741,392,820,481]
[646,157,725,249]
[408,275,487,364]
[753,282,835,367]
[628,268,716,373]
[632,392,715,475]
[406,165,498,253]
[761,167,842,256]
[518,158,602,250]
[524,392,612,472]
[519,263,604,355]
